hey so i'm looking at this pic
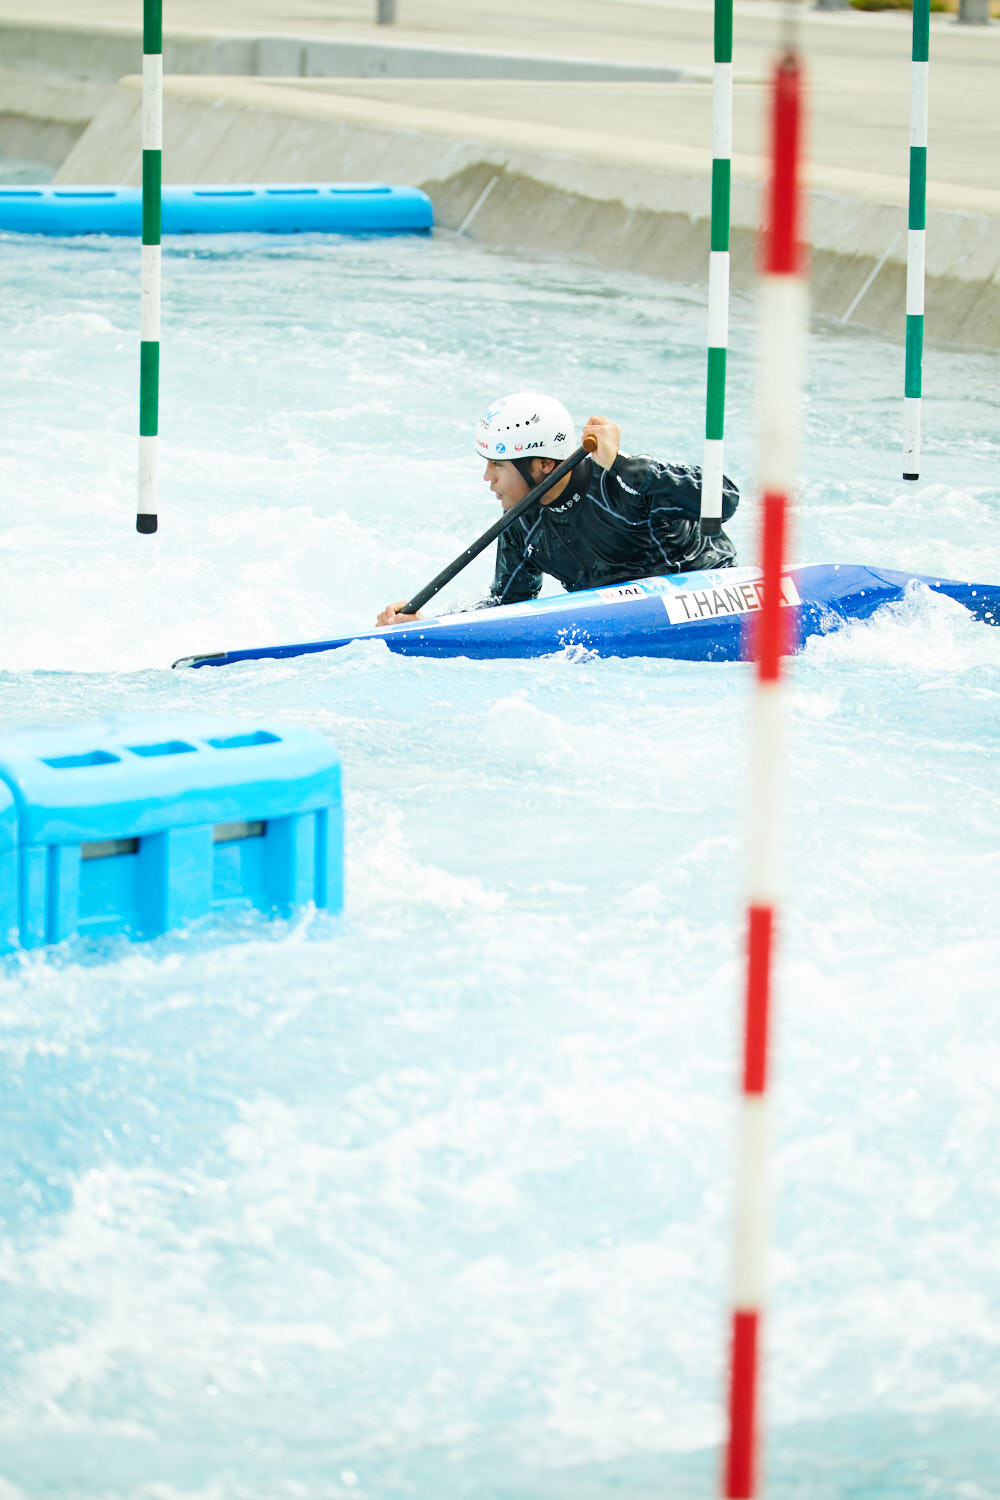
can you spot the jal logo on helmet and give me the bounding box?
[523,440,545,450]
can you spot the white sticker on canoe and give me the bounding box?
[598,583,652,602]
[663,575,801,624]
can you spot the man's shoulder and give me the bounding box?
[604,453,648,492]
[588,452,655,503]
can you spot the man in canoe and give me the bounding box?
[377,390,739,625]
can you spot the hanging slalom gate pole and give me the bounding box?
[137,0,163,534]
[723,48,807,1500]
[903,0,929,482]
[701,0,734,536]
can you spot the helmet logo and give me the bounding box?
[477,395,576,462]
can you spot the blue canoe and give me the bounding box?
[0,183,433,236]
[172,563,1000,669]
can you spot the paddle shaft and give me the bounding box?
[397,435,598,617]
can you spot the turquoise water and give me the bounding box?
[1,227,998,1500]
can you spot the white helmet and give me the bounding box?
[475,391,578,463]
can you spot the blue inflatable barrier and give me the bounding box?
[0,714,342,953]
[0,183,433,237]
[172,563,1000,670]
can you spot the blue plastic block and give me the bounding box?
[0,780,17,954]
[0,714,343,949]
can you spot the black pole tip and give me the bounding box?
[136,514,158,534]
[902,473,919,483]
[700,517,722,536]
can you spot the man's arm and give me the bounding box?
[605,453,739,522]
[484,524,544,606]
[581,415,738,524]
[378,517,543,625]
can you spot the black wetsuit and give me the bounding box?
[486,453,739,606]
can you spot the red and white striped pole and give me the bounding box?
[723,49,807,1500]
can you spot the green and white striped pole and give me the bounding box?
[903,0,929,482]
[701,0,733,535]
[138,0,162,534]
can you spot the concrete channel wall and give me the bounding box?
[2,13,999,351]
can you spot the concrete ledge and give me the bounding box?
[0,19,713,85]
[0,59,110,162]
[0,110,84,165]
[256,35,711,83]
[0,22,258,83]
[51,73,1000,351]
[0,17,720,168]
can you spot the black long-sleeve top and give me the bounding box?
[487,453,740,605]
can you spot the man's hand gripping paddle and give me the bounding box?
[390,433,599,621]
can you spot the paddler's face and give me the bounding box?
[483,458,530,510]
[483,457,559,510]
